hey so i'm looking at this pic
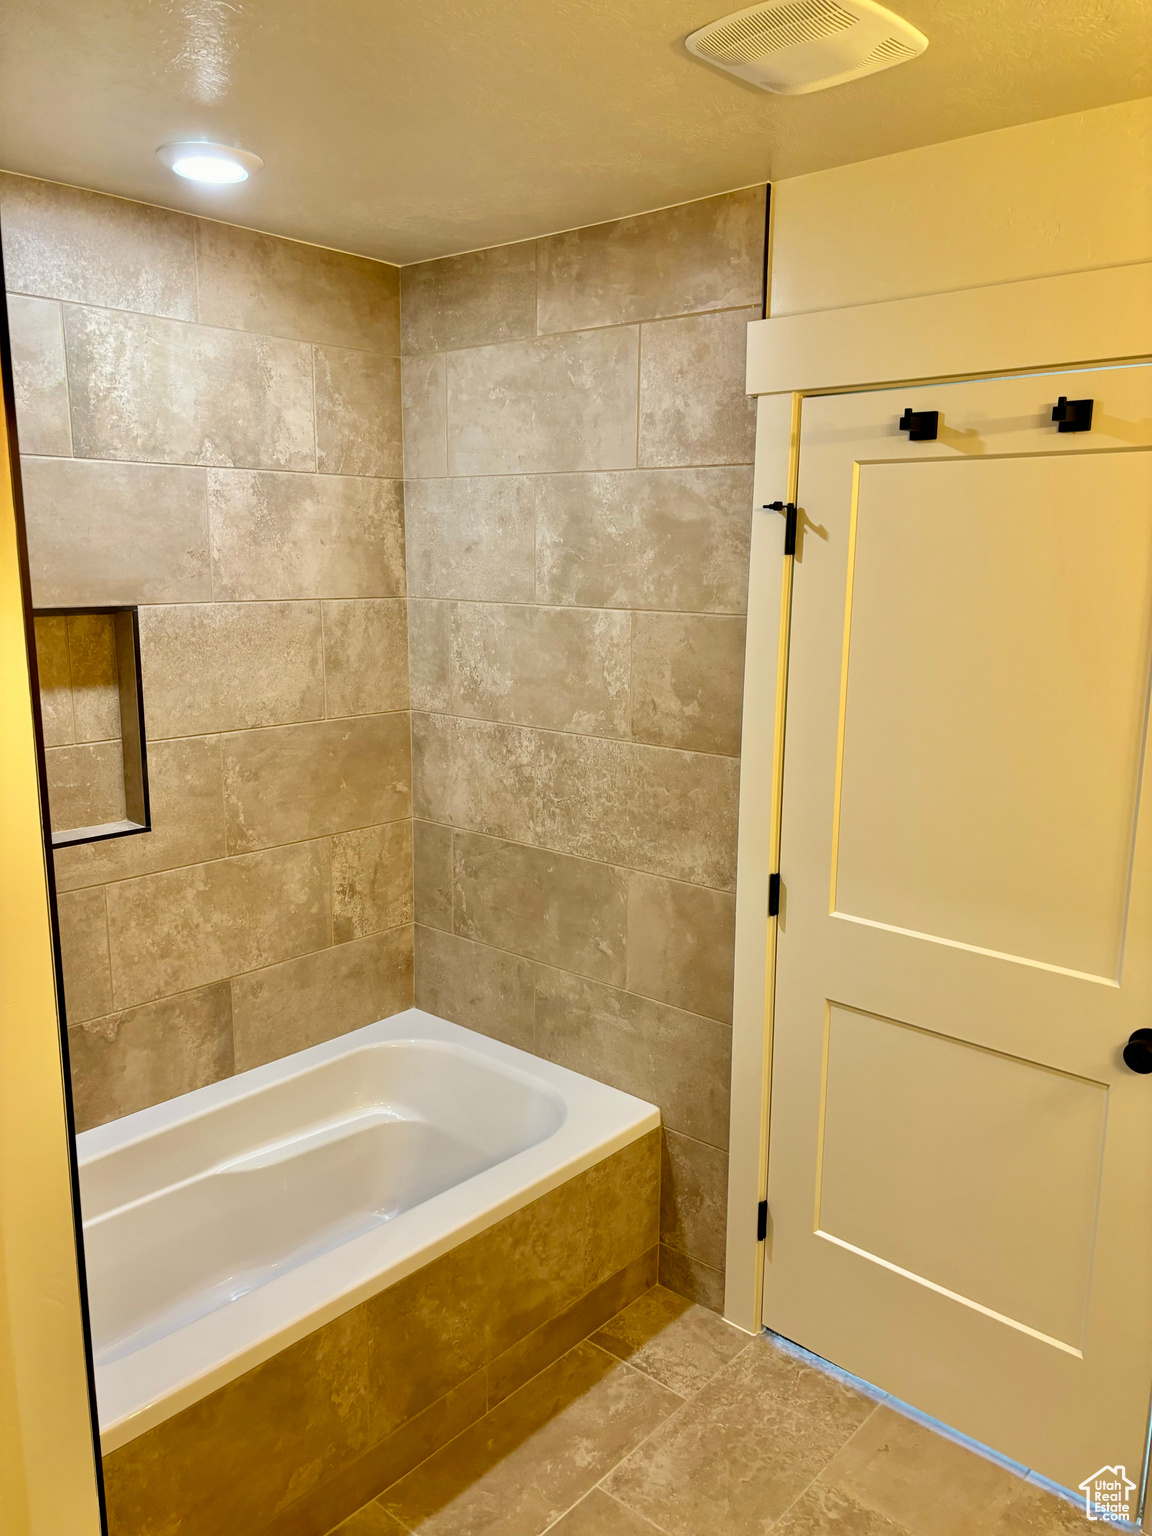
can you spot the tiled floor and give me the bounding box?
[329,1287,1105,1536]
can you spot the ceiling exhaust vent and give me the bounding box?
[685,0,927,94]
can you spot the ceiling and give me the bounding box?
[0,0,1149,265]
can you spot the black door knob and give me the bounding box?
[1123,1029,1152,1074]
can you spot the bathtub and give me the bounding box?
[77,1008,659,1455]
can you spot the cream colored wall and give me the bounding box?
[768,96,1152,317]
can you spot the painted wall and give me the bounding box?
[768,96,1152,317]
[1,174,413,1132]
[401,187,766,1309]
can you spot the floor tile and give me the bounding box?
[591,1285,748,1397]
[988,1478,1102,1534]
[603,1333,875,1536]
[545,1487,668,1534]
[381,1341,681,1536]
[775,1483,915,1535]
[819,1405,1024,1536]
[332,1502,410,1534]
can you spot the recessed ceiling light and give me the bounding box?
[156,142,263,185]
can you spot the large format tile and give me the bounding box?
[630,612,746,756]
[408,600,452,711]
[332,820,414,942]
[412,713,538,846]
[819,1406,1024,1536]
[68,982,234,1132]
[536,187,766,333]
[625,740,739,891]
[451,603,630,736]
[195,220,400,352]
[776,1483,917,1536]
[414,926,534,1050]
[401,243,537,354]
[989,1479,1099,1535]
[586,1131,662,1288]
[22,457,212,607]
[222,714,411,852]
[535,467,753,613]
[401,353,448,479]
[0,173,197,318]
[32,615,73,745]
[626,871,736,1025]
[138,602,324,737]
[103,1306,372,1536]
[604,1335,875,1536]
[453,831,628,985]
[660,1130,729,1271]
[658,1247,726,1314]
[638,307,758,469]
[381,1342,682,1536]
[105,840,331,1008]
[66,611,121,741]
[412,821,453,932]
[324,599,410,718]
[332,1504,410,1536]
[209,471,405,600]
[314,347,403,478]
[56,886,112,1024]
[535,966,730,1148]
[446,328,640,475]
[592,1284,747,1399]
[64,306,315,470]
[404,477,536,601]
[232,927,413,1070]
[8,294,71,455]
[52,735,227,893]
[546,1489,667,1536]
[44,741,126,833]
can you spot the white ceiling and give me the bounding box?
[0,0,1149,265]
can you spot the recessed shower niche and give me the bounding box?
[32,606,150,847]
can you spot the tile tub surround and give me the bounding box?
[402,185,766,1310]
[325,1289,1101,1536]
[2,172,412,1125]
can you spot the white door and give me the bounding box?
[765,364,1152,1494]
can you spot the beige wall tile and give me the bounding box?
[412,713,537,845]
[0,174,197,318]
[414,926,534,1050]
[404,476,536,601]
[222,714,411,853]
[368,1177,589,1437]
[591,1284,747,1397]
[324,599,410,717]
[103,1305,372,1536]
[44,741,126,833]
[630,612,746,757]
[532,729,635,867]
[535,466,752,613]
[64,305,315,469]
[67,612,121,741]
[315,347,403,478]
[454,831,628,985]
[407,599,452,711]
[586,1130,662,1288]
[8,294,71,456]
[57,886,112,1023]
[447,327,639,475]
[53,735,227,893]
[138,602,324,737]
[105,840,332,1009]
[400,354,448,479]
[412,821,453,932]
[638,307,758,468]
[22,457,212,607]
[452,603,630,736]
[232,927,413,1070]
[401,244,537,354]
[628,740,739,891]
[33,615,74,745]
[657,1247,726,1314]
[208,470,405,600]
[195,220,400,352]
[535,966,730,1147]
[626,872,736,1025]
[537,187,766,333]
[660,1130,728,1271]
[68,983,234,1132]
[332,821,414,943]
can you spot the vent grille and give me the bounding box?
[858,34,917,63]
[691,0,858,64]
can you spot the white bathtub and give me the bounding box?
[77,1008,659,1454]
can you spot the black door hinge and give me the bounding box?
[763,501,798,556]
[757,1200,768,1241]
[768,873,781,917]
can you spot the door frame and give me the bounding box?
[724,258,1152,1338]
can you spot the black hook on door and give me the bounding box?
[898,408,939,441]
[1051,396,1094,433]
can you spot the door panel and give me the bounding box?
[765,364,1152,1493]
